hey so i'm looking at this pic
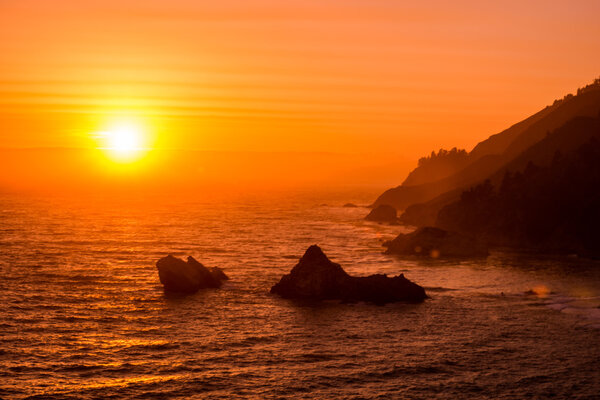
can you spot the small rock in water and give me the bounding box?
[270,245,427,304]
[343,203,359,208]
[156,255,228,293]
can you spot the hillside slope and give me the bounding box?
[373,82,600,211]
[435,115,600,257]
[401,114,600,226]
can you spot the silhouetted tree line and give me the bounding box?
[553,77,600,106]
[437,128,600,256]
[417,147,468,167]
[402,147,470,186]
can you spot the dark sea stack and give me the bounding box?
[365,204,398,223]
[383,226,489,258]
[270,245,427,304]
[156,255,227,293]
[343,203,358,208]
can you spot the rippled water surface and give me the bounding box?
[1,189,599,399]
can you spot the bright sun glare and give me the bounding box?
[96,119,149,162]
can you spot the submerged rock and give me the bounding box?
[383,226,488,258]
[156,255,228,293]
[365,204,398,223]
[270,245,427,304]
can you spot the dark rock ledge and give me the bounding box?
[383,226,489,258]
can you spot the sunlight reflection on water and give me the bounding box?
[1,190,599,399]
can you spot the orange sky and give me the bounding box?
[1,0,599,191]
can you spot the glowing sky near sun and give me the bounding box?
[0,0,599,190]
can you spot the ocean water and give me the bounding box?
[1,189,599,399]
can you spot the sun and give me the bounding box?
[107,123,142,154]
[95,119,150,162]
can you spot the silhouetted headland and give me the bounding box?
[371,78,600,257]
[365,204,398,224]
[156,255,228,293]
[436,129,600,257]
[270,245,426,304]
[383,226,488,258]
[373,79,600,217]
